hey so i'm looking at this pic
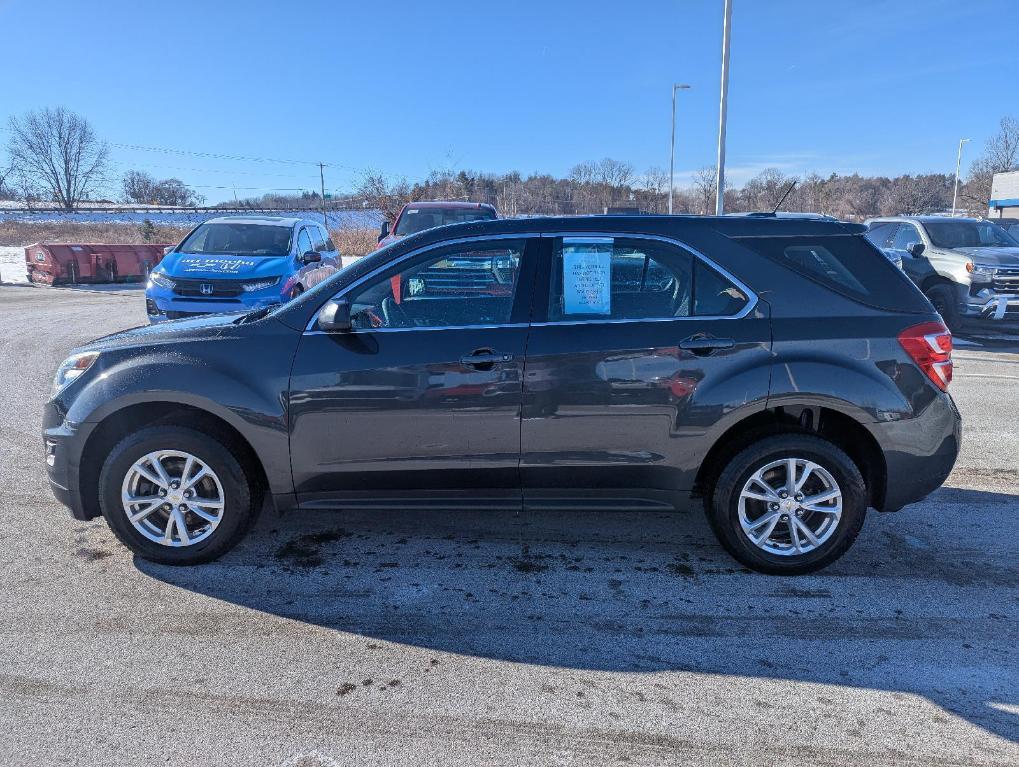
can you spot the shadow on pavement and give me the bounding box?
[137,486,1019,743]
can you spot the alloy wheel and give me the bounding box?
[120,450,225,547]
[737,457,842,556]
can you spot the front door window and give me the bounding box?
[346,241,525,330]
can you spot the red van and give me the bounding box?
[378,201,497,246]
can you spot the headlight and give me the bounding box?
[149,271,175,289]
[52,351,99,397]
[241,277,281,292]
[966,262,997,282]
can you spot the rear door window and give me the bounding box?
[548,237,749,321]
[693,259,750,316]
[733,234,921,310]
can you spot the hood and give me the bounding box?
[76,312,250,353]
[158,250,292,279]
[949,246,1019,266]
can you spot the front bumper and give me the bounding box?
[869,391,961,512]
[146,287,284,324]
[963,292,1019,323]
[42,399,98,520]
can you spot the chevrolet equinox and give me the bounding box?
[44,215,961,574]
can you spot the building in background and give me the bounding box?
[989,171,1019,218]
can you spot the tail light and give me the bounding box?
[898,321,952,391]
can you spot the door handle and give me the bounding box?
[679,336,735,355]
[460,349,513,368]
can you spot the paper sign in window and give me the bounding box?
[562,238,613,315]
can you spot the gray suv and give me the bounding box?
[44,215,961,574]
[865,216,1019,330]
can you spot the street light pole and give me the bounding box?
[952,138,970,217]
[669,83,691,215]
[714,0,733,215]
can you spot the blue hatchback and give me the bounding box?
[146,216,341,323]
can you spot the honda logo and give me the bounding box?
[199,283,214,296]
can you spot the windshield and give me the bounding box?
[394,207,496,236]
[923,220,1019,249]
[178,223,293,257]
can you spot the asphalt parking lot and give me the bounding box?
[0,284,1017,766]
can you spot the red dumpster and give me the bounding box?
[25,243,172,286]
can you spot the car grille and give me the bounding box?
[992,267,1019,293]
[172,277,278,298]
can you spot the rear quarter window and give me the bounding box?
[733,234,925,312]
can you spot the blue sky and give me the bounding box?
[2,0,1015,203]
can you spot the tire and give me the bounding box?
[925,283,960,332]
[98,426,257,565]
[707,434,867,575]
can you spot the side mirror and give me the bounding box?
[317,299,351,332]
[378,221,390,243]
[906,242,925,257]
[302,250,322,265]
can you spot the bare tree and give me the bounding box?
[967,116,1019,203]
[739,168,794,212]
[882,174,953,216]
[121,170,203,206]
[595,158,634,187]
[639,167,669,213]
[122,170,158,204]
[357,170,413,223]
[7,107,109,209]
[0,163,15,200]
[691,166,717,214]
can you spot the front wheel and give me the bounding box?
[98,426,257,564]
[707,434,867,575]
[925,283,960,332]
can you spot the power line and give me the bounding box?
[106,160,314,180]
[0,124,368,173]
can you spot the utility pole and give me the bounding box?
[714,0,733,216]
[952,138,970,217]
[319,162,327,225]
[669,83,691,215]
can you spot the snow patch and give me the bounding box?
[0,246,28,284]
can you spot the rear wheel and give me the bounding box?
[707,434,867,575]
[98,426,257,564]
[925,283,960,332]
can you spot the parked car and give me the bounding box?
[378,201,497,246]
[45,215,960,574]
[145,216,340,323]
[864,216,1019,329]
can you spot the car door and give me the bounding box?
[288,236,537,508]
[520,234,771,509]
